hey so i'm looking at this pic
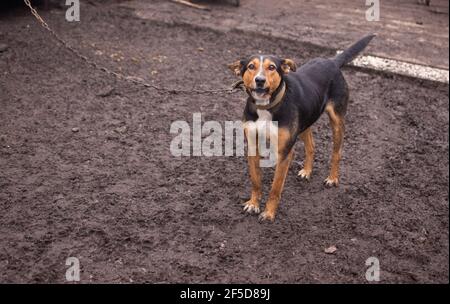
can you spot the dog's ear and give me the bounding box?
[281,59,297,74]
[228,60,244,77]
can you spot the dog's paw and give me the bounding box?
[258,210,276,222]
[324,176,339,187]
[242,200,260,214]
[298,168,312,180]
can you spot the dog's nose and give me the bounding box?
[255,76,266,87]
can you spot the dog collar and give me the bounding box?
[255,82,286,111]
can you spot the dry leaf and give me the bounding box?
[324,245,337,254]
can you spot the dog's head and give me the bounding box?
[228,55,296,103]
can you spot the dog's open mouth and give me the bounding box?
[251,87,270,97]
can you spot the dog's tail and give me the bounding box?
[333,34,376,68]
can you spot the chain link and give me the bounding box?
[23,0,243,95]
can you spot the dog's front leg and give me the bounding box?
[259,128,294,222]
[243,127,262,214]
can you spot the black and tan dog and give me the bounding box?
[229,34,375,221]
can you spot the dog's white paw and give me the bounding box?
[242,200,260,214]
[324,176,339,187]
[258,210,275,222]
[298,169,311,180]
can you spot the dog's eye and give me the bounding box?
[248,63,255,70]
[268,64,276,71]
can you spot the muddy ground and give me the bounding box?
[0,1,448,283]
[126,0,450,69]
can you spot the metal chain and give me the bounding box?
[23,0,243,95]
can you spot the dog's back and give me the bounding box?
[284,34,376,133]
[285,58,341,132]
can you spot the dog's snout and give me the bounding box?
[255,76,266,87]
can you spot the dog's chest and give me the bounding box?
[244,110,278,141]
[257,110,278,131]
[256,109,272,122]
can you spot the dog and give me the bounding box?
[228,34,376,221]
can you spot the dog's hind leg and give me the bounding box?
[298,127,315,180]
[324,102,345,187]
